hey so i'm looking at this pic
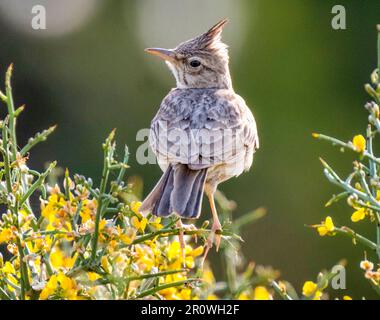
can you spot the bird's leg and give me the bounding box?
[208,192,222,251]
[201,192,222,266]
[176,219,186,268]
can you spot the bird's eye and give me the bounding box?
[189,60,201,68]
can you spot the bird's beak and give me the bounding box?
[145,48,176,62]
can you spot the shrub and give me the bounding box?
[311,25,380,298]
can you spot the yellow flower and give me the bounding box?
[159,286,177,299]
[107,240,118,253]
[50,247,77,270]
[166,242,203,269]
[130,201,142,216]
[167,241,181,261]
[313,291,323,300]
[302,281,317,296]
[158,273,189,300]
[131,216,148,232]
[2,261,15,274]
[116,225,136,245]
[202,265,216,285]
[26,237,49,253]
[40,272,79,300]
[18,209,32,230]
[57,272,73,291]
[343,295,352,300]
[317,216,335,236]
[87,272,101,282]
[190,246,204,257]
[41,194,66,222]
[135,245,155,271]
[352,135,366,153]
[177,288,192,300]
[6,273,19,292]
[101,256,111,273]
[351,207,366,222]
[39,274,58,300]
[253,286,272,300]
[80,199,96,223]
[149,217,163,230]
[0,228,13,244]
[302,281,322,300]
[99,219,107,231]
[238,291,250,300]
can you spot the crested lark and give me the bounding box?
[141,19,259,258]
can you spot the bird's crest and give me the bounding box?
[175,19,229,57]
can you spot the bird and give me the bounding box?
[140,18,259,259]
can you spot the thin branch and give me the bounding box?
[132,278,200,299]
[334,227,377,251]
[271,281,292,300]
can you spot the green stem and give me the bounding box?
[0,89,6,102]
[91,149,110,262]
[133,278,200,299]
[0,287,11,300]
[316,134,380,165]
[43,254,54,277]
[119,227,210,248]
[2,118,12,192]
[3,276,20,291]
[14,197,31,300]
[367,125,377,187]
[368,278,380,296]
[16,238,30,299]
[23,230,71,240]
[320,158,380,209]
[98,269,188,285]
[19,161,56,206]
[271,281,292,300]
[116,146,129,185]
[128,269,188,281]
[20,125,57,156]
[357,171,380,220]
[334,227,377,251]
[5,64,17,162]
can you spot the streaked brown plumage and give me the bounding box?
[141,19,259,259]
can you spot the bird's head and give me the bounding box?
[145,19,232,89]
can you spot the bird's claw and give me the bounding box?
[214,229,222,252]
[201,227,222,267]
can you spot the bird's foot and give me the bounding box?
[210,218,222,252]
[201,221,222,267]
[214,229,222,252]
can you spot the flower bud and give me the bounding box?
[365,84,378,99]
[371,69,379,84]
[201,220,210,229]
[347,193,358,207]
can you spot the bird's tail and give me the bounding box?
[140,164,208,219]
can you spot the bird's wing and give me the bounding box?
[149,89,259,170]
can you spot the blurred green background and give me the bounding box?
[0,0,379,299]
